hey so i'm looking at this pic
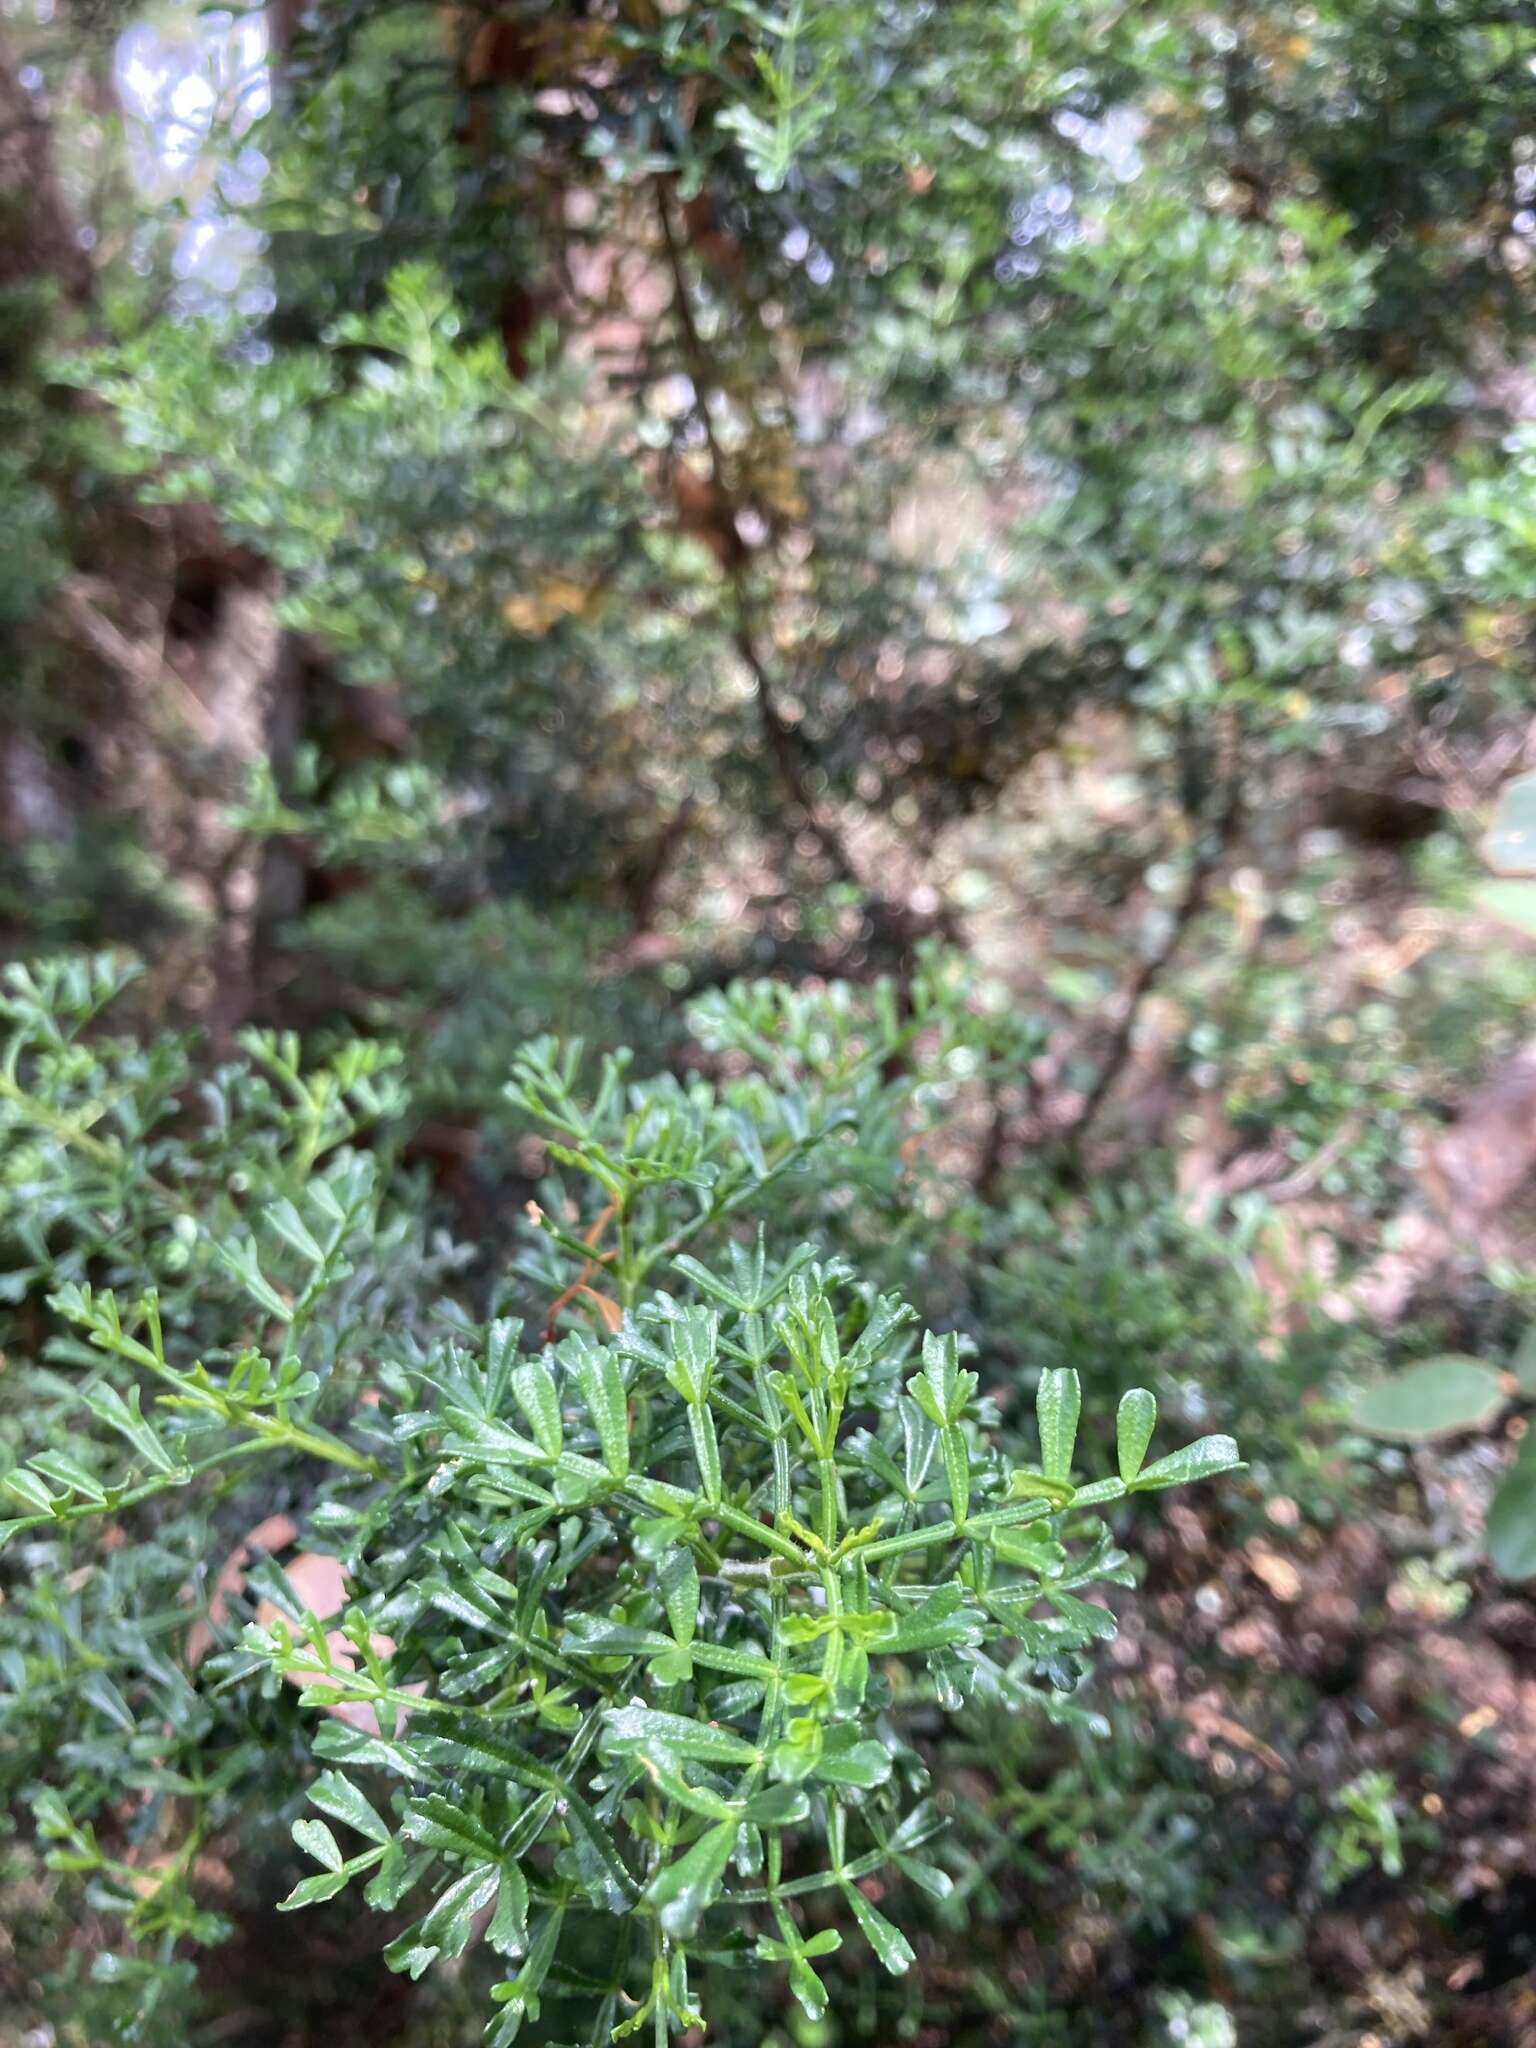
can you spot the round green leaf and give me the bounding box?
[1482,773,1536,877]
[1349,1357,1507,1442]
[1487,1438,1536,1582]
[1475,880,1536,938]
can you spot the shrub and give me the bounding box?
[0,955,1240,2042]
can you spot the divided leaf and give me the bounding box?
[292,1817,344,1872]
[645,1819,737,1939]
[385,1864,501,1978]
[309,1771,391,1846]
[842,1883,915,1974]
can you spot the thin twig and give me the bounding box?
[542,1201,619,1343]
[652,178,866,896]
[1067,777,1240,1156]
[1261,1115,1364,1204]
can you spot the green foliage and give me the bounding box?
[1318,1771,1405,1895]
[1476,771,1536,937]
[1349,1357,1508,1444]
[1153,1993,1237,2048]
[1487,1436,1536,1582]
[0,952,466,2035]
[67,0,1535,934]
[982,1185,1273,1412]
[1347,1327,1536,1583]
[0,950,423,1334]
[8,0,1536,2037]
[239,1276,1231,2045]
[0,955,1240,2042]
[75,263,648,721]
[0,280,89,636]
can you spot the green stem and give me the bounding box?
[615,1203,637,1308]
[249,1411,382,1476]
[858,1497,1052,1566]
[0,1070,180,1207]
[713,1501,809,1568]
[858,1518,959,1564]
[815,1455,839,1550]
[730,1838,893,1904]
[6,1424,379,1541]
[818,1566,843,1691]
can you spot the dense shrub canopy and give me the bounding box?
[3,2,1536,2045]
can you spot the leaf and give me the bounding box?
[875,1583,982,1653]
[314,1719,423,1781]
[562,1615,673,1658]
[739,1784,810,1826]
[1070,1476,1126,1508]
[278,1867,352,1910]
[215,1236,293,1321]
[292,1817,344,1872]
[907,1330,976,1428]
[487,1862,529,1956]
[308,1771,391,1846]
[893,1853,952,1900]
[1116,1388,1157,1483]
[813,1739,892,1788]
[645,1818,736,1939]
[664,1308,718,1405]
[569,1341,629,1478]
[489,1904,564,2043]
[658,1547,699,1647]
[366,1841,432,1910]
[601,1701,758,1766]
[29,1450,105,1503]
[1475,879,1536,937]
[898,1399,940,1495]
[402,1795,501,1861]
[1488,1438,1536,1581]
[80,1671,135,1731]
[939,1420,970,1526]
[786,1954,832,2020]
[1129,1434,1244,1490]
[688,1401,722,1503]
[80,1382,178,1474]
[1007,1467,1076,1508]
[647,1644,695,1686]
[1044,1590,1117,1641]
[889,1798,947,1857]
[385,1863,500,1977]
[1036,1368,1082,1483]
[842,1884,915,1974]
[1349,1358,1507,1443]
[265,1197,325,1264]
[511,1359,563,1460]
[2,1467,56,1517]
[1482,772,1536,876]
[1512,1324,1536,1397]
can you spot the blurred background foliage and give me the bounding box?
[5,0,1536,2042]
